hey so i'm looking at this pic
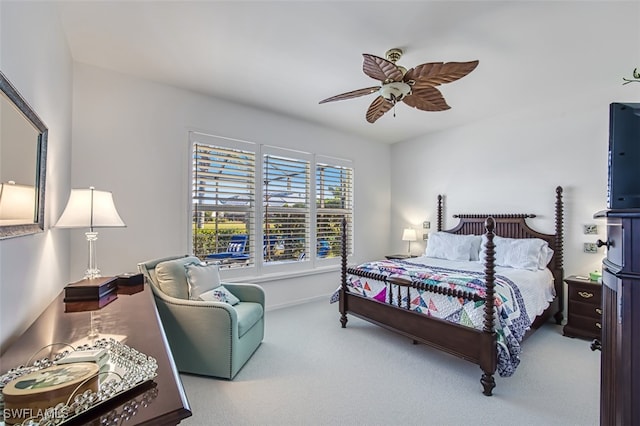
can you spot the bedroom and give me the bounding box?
[0,0,638,423]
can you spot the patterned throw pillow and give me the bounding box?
[198,285,240,306]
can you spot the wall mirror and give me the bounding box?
[0,70,48,239]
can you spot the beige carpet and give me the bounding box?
[180,298,599,426]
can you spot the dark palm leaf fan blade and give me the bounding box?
[362,54,404,82]
[402,86,450,112]
[319,86,380,104]
[366,96,393,123]
[404,60,479,89]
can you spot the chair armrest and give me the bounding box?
[149,281,238,321]
[222,282,265,306]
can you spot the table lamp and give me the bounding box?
[56,187,126,279]
[402,228,417,255]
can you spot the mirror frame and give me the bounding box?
[0,71,48,239]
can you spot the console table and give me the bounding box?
[0,283,192,425]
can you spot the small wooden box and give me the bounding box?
[2,362,99,424]
[115,273,144,287]
[64,276,117,302]
[64,292,118,312]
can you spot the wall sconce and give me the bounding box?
[56,187,126,279]
[402,228,417,255]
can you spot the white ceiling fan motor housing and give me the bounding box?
[379,81,411,102]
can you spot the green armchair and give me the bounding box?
[137,255,264,379]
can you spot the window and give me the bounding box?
[192,140,255,264]
[190,132,353,272]
[263,152,310,263]
[316,160,353,260]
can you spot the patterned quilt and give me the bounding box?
[331,259,532,377]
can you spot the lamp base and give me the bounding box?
[83,269,102,280]
[84,230,101,279]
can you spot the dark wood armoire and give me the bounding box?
[593,209,640,425]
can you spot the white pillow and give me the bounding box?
[198,285,240,305]
[155,256,201,299]
[469,234,483,261]
[538,245,554,269]
[425,232,481,262]
[185,262,221,300]
[480,235,552,271]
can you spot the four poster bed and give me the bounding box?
[336,186,564,395]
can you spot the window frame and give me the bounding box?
[188,132,353,279]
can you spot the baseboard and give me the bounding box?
[265,293,333,312]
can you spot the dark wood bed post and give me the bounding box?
[480,217,497,396]
[437,194,443,231]
[554,186,564,324]
[340,217,348,328]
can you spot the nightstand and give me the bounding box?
[563,275,602,340]
[385,254,417,260]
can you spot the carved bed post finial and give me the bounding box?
[481,216,496,396]
[340,217,348,328]
[437,195,443,231]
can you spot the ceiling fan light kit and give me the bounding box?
[319,47,479,123]
[379,81,411,102]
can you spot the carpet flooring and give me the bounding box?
[180,298,600,426]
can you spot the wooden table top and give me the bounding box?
[0,283,192,425]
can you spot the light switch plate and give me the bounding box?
[584,242,598,253]
[583,224,598,235]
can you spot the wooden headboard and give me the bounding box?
[436,186,565,325]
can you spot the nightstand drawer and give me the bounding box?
[566,313,602,337]
[568,285,602,306]
[568,300,602,319]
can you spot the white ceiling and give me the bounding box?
[54,1,639,144]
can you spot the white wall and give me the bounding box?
[0,1,73,349]
[71,63,391,309]
[390,88,640,279]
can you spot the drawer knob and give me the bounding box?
[596,308,602,315]
[591,339,602,351]
[596,239,612,249]
[578,291,594,299]
[596,322,602,329]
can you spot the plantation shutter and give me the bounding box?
[316,161,353,259]
[192,142,255,262]
[263,153,310,263]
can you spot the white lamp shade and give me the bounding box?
[56,188,126,229]
[0,182,35,221]
[402,228,417,242]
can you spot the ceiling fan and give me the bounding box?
[319,48,479,123]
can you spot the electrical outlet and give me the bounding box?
[584,242,598,253]
[423,221,430,229]
[423,233,429,240]
[583,224,598,235]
